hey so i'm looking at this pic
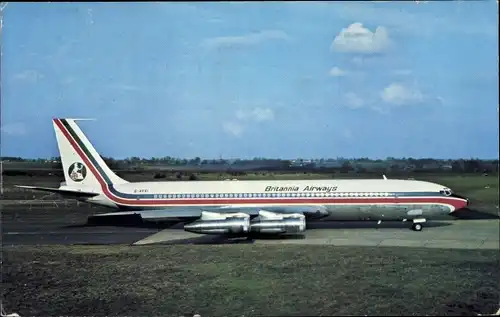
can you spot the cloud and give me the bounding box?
[207,18,223,24]
[342,128,353,139]
[222,122,244,137]
[380,83,424,106]
[235,107,275,122]
[87,8,94,25]
[329,66,347,77]
[340,83,431,115]
[12,70,44,83]
[108,84,144,92]
[341,84,428,114]
[331,22,391,54]
[223,107,275,137]
[202,30,290,49]
[335,3,496,37]
[1,123,28,136]
[344,92,365,109]
[392,69,412,76]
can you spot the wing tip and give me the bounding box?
[14,185,35,189]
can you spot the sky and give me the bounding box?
[1,1,498,160]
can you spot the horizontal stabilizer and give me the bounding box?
[15,185,100,198]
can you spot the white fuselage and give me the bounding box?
[83,178,468,221]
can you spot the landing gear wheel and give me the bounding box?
[412,223,423,231]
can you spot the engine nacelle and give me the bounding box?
[183,211,250,235]
[250,210,306,234]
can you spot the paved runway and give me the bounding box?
[260,219,500,249]
[3,204,498,249]
[3,227,161,245]
[2,205,161,245]
[130,219,500,249]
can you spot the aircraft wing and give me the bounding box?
[91,207,260,221]
[90,205,326,221]
[15,185,100,198]
[91,209,206,220]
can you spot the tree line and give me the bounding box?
[1,155,498,175]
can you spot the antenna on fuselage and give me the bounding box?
[382,174,388,180]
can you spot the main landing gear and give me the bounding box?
[377,218,427,231]
[402,218,426,231]
[411,218,426,231]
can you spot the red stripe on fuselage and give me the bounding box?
[110,197,464,209]
[54,119,466,209]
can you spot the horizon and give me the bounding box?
[2,2,498,159]
[2,155,498,162]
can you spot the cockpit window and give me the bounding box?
[440,189,452,196]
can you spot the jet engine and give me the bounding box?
[183,211,250,235]
[249,210,306,234]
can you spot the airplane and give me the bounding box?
[16,118,470,235]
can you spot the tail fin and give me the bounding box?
[52,118,128,188]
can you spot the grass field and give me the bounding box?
[2,245,499,316]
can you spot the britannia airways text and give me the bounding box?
[265,185,338,193]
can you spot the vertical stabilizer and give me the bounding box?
[52,118,129,188]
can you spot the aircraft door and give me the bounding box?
[394,191,400,203]
[394,191,409,219]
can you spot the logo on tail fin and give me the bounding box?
[68,162,87,182]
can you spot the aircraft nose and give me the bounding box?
[450,193,470,210]
[458,198,469,210]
